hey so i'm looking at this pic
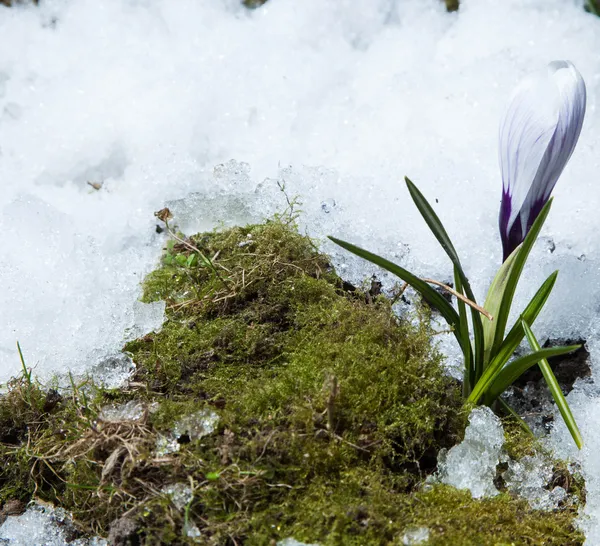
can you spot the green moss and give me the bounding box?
[410,485,581,546]
[248,473,581,546]
[129,217,465,482]
[0,376,63,505]
[502,417,539,461]
[0,216,584,545]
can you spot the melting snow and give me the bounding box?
[434,406,504,498]
[2,0,600,542]
[503,453,568,511]
[0,503,106,546]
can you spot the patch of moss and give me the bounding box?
[133,217,465,477]
[0,375,65,505]
[254,474,582,546]
[502,416,539,461]
[0,216,584,545]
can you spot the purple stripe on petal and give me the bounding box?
[503,221,524,262]
[499,188,514,260]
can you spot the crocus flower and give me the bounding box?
[498,60,586,261]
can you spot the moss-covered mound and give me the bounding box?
[0,216,584,545]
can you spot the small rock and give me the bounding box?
[0,499,26,526]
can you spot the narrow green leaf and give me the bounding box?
[455,268,473,395]
[496,397,534,437]
[482,249,518,365]
[328,236,462,340]
[17,341,31,386]
[468,271,558,404]
[405,177,461,266]
[186,254,197,268]
[471,307,486,384]
[405,176,485,380]
[487,270,558,378]
[486,344,581,402]
[490,199,553,356]
[521,320,583,449]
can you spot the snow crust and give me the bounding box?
[98,399,145,422]
[434,406,504,498]
[0,503,106,546]
[2,0,600,543]
[503,454,568,511]
[155,408,219,456]
[437,407,571,510]
[548,382,600,542]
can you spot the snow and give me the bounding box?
[161,483,194,511]
[434,406,504,498]
[435,407,573,510]
[98,399,145,421]
[155,408,219,456]
[0,503,106,546]
[503,454,568,511]
[547,382,600,541]
[401,526,430,545]
[1,0,600,542]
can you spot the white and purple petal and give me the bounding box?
[499,61,586,260]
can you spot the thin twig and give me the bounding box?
[421,278,493,321]
[331,432,371,453]
[390,281,409,305]
[255,429,277,463]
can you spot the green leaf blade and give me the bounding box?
[328,236,462,336]
[468,271,558,404]
[496,397,534,437]
[405,176,486,381]
[482,250,518,364]
[486,343,581,402]
[455,267,474,395]
[521,320,583,449]
[405,177,460,266]
[490,199,553,356]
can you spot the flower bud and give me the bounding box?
[499,61,586,260]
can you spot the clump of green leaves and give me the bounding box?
[330,178,582,448]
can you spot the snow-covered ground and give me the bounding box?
[1,0,600,542]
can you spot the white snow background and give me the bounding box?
[2,0,600,542]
